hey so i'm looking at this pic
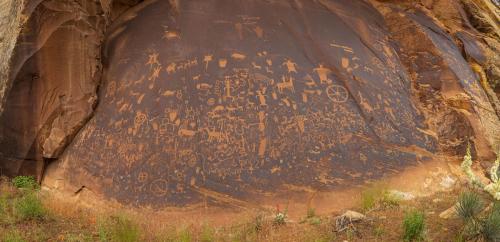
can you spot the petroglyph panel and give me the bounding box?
[58,0,437,207]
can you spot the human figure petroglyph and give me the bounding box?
[166,63,176,74]
[224,76,234,98]
[106,81,117,97]
[314,64,332,84]
[149,65,162,82]
[283,59,298,73]
[256,89,267,106]
[219,58,227,68]
[203,55,213,71]
[146,52,160,68]
[254,26,263,38]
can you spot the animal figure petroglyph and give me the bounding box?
[277,75,295,93]
[203,128,229,142]
[178,128,197,137]
[304,74,317,87]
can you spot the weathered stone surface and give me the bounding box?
[45,0,441,207]
[0,0,498,209]
[0,0,107,178]
[0,0,25,115]
[379,4,500,159]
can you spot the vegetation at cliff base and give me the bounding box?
[1,176,498,241]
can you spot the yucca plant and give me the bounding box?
[456,191,483,222]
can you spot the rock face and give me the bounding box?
[0,0,499,208]
[0,0,108,178]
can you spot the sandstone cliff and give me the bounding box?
[0,0,498,208]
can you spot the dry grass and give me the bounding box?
[0,176,484,241]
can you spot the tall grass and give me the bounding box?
[481,211,500,242]
[98,215,141,242]
[402,210,425,242]
[14,192,45,220]
[2,230,26,242]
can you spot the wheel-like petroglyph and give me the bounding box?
[150,179,169,196]
[326,85,349,103]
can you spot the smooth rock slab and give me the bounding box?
[47,0,438,207]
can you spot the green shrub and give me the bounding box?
[373,225,386,238]
[177,227,192,242]
[300,207,321,225]
[273,212,287,226]
[456,191,483,221]
[253,214,264,232]
[492,201,500,215]
[200,224,215,242]
[481,211,500,242]
[2,230,26,242]
[14,192,45,220]
[12,176,39,190]
[402,210,425,242]
[380,191,401,208]
[306,207,316,219]
[360,185,397,211]
[97,215,142,242]
[97,217,111,241]
[308,216,322,226]
[361,189,377,212]
[110,215,141,242]
[0,195,7,214]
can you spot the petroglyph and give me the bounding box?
[146,52,160,68]
[53,0,441,207]
[150,179,169,197]
[283,59,298,73]
[314,65,332,84]
[326,85,349,103]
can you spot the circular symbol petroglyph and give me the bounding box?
[179,150,198,168]
[137,172,148,183]
[150,179,169,197]
[134,112,147,126]
[326,85,349,103]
